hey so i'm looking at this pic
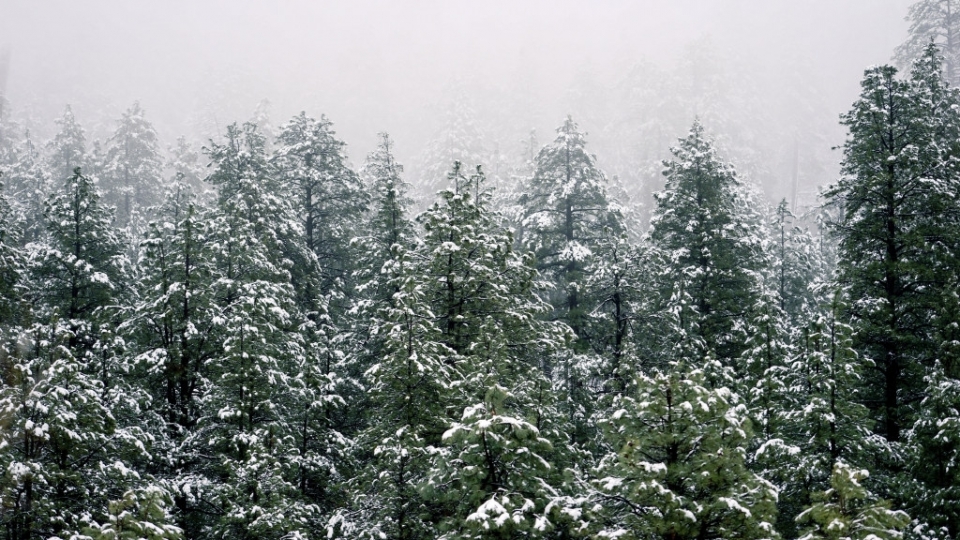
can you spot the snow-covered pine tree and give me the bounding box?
[273,112,368,307]
[31,166,131,390]
[357,132,415,295]
[47,105,86,181]
[896,0,960,85]
[123,182,219,537]
[0,173,22,327]
[2,130,50,245]
[0,166,177,539]
[417,163,572,539]
[774,290,876,538]
[771,199,823,331]
[584,228,647,395]
[795,461,909,540]
[902,278,960,538]
[270,113,364,523]
[824,44,960,452]
[518,116,623,452]
[520,116,622,346]
[102,101,164,227]
[168,136,208,197]
[338,226,453,540]
[201,122,318,539]
[648,120,764,368]
[592,364,779,540]
[346,132,416,427]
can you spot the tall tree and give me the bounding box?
[0,167,177,540]
[103,101,164,226]
[273,112,368,305]
[592,364,780,540]
[47,105,86,181]
[648,120,764,367]
[3,130,50,244]
[124,182,219,537]
[896,0,960,85]
[520,116,622,344]
[824,46,960,445]
[416,163,570,539]
[196,122,324,539]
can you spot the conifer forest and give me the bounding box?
[4,1,960,539]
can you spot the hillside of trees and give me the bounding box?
[4,3,960,540]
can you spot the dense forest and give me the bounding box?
[2,2,960,540]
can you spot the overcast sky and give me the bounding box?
[0,0,913,170]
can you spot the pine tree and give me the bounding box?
[520,116,622,344]
[358,132,415,290]
[417,164,570,539]
[0,167,175,539]
[0,173,22,326]
[201,122,318,539]
[592,364,780,540]
[824,45,960,446]
[103,101,164,226]
[124,182,219,537]
[902,279,960,537]
[168,136,208,196]
[771,199,822,331]
[796,461,909,540]
[774,290,876,538]
[47,106,86,181]
[346,132,415,434]
[583,229,646,394]
[339,238,454,540]
[32,167,130,374]
[896,0,960,85]
[273,112,368,303]
[648,120,764,367]
[3,130,51,244]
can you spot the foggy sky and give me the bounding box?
[0,0,912,192]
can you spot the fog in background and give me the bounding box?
[0,0,913,215]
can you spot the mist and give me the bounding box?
[0,0,910,208]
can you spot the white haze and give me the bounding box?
[0,0,912,206]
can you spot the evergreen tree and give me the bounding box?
[796,461,909,540]
[168,136,208,196]
[771,199,822,330]
[0,173,22,326]
[47,106,86,181]
[201,122,318,539]
[896,0,960,85]
[31,167,130,373]
[273,112,368,303]
[0,167,175,539]
[583,229,647,393]
[358,132,415,288]
[3,130,50,244]
[774,290,876,538]
[824,45,960,446]
[592,364,779,540]
[520,116,621,344]
[418,164,570,539]
[103,101,164,226]
[339,235,453,540]
[648,120,764,367]
[901,279,960,537]
[125,183,219,537]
